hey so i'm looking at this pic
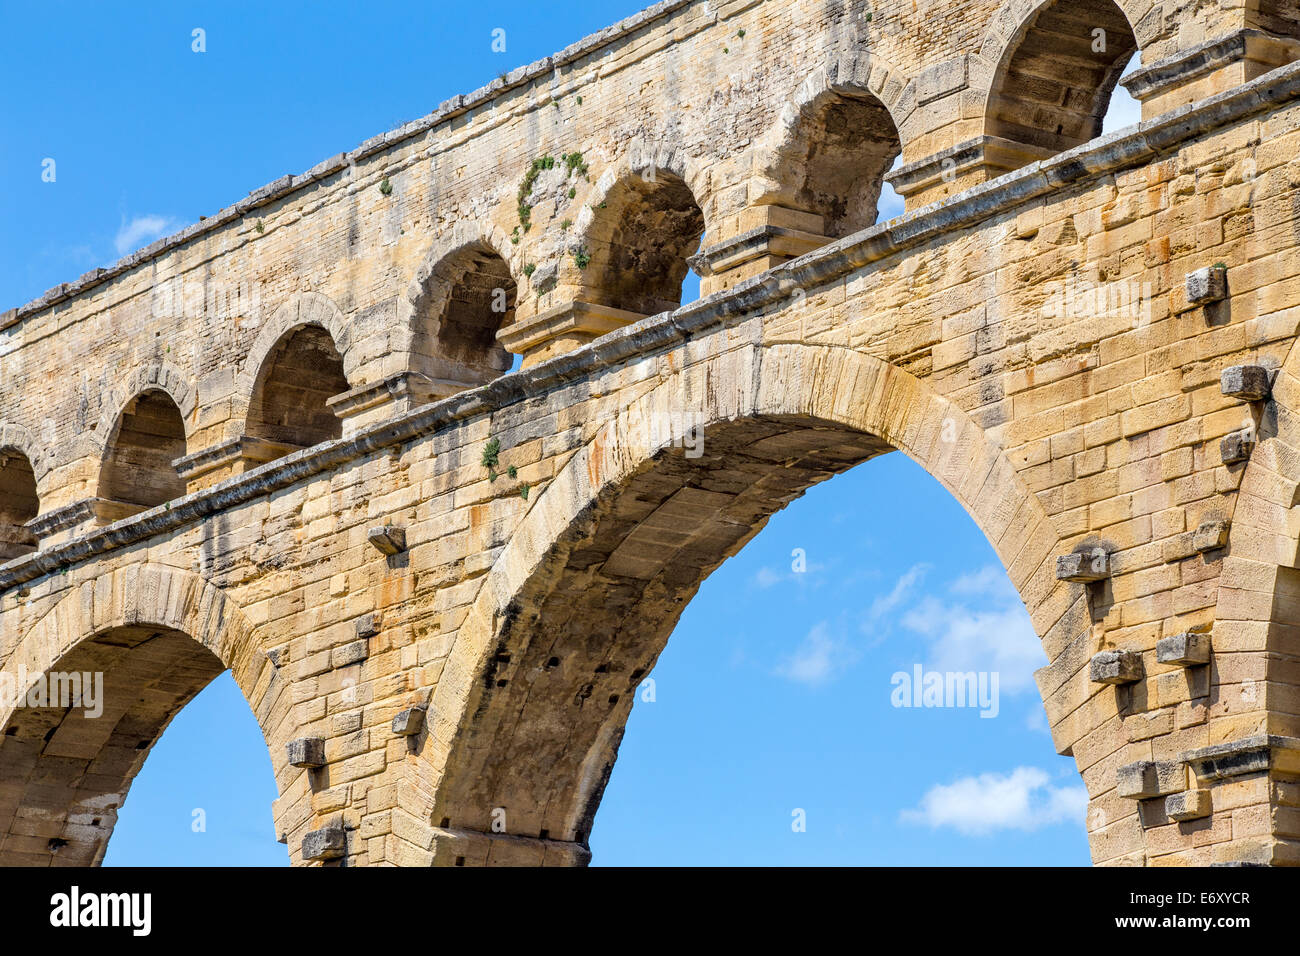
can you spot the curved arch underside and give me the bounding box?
[0,626,224,866]
[987,0,1138,154]
[434,416,896,846]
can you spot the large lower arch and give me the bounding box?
[416,343,1076,865]
[0,564,285,865]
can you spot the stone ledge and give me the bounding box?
[1182,735,1300,780]
[690,224,830,277]
[1122,29,1300,103]
[497,300,648,369]
[885,135,1054,199]
[173,435,303,483]
[428,825,592,866]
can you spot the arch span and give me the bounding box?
[752,56,906,236]
[0,564,284,865]
[982,0,1141,160]
[96,388,189,511]
[417,343,1073,864]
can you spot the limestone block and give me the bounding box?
[1156,631,1212,666]
[1091,650,1144,685]
[1220,365,1271,401]
[1165,789,1212,821]
[1186,265,1227,304]
[1117,760,1187,799]
[1057,549,1110,582]
[303,825,346,861]
[1192,520,1230,553]
[287,737,326,769]
[392,707,426,737]
[1220,430,1255,464]
[367,525,407,556]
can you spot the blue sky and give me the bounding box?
[3,2,1144,866]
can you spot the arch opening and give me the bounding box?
[583,172,706,317]
[418,245,517,385]
[775,90,903,237]
[986,0,1139,158]
[98,389,188,510]
[246,324,348,450]
[434,416,900,847]
[0,449,38,561]
[0,625,228,865]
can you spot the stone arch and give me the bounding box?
[416,342,1072,864]
[0,444,39,562]
[403,221,522,386]
[751,54,908,236]
[571,151,708,317]
[0,422,50,483]
[235,292,356,421]
[95,361,196,437]
[236,293,353,450]
[0,563,282,865]
[96,388,189,510]
[79,361,194,467]
[979,0,1144,159]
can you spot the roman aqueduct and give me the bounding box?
[4,0,1300,865]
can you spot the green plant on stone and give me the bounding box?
[379,177,393,196]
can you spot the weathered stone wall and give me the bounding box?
[3,0,1300,866]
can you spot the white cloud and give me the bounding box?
[868,563,928,622]
[900,767,1087,835]
[775,622,858,686]
[949,564,1016,600]
[114,214,178,256]
[897,564,1044,693]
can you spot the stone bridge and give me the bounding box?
[4,0,1300,866]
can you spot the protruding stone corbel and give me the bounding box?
[1186,265,1228,306]
[367,525,406,556]
[392,706,426,737]
[287,737,326,769]
[1220,429,1255,464]
[1220,364,1272,402]
[1091,649,1143,686]
[1117,760,1186,799]
[1056,548,1110,583]
[1165,789,1212,821]
[302,825,346,861]
[1156,631,1212,666]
